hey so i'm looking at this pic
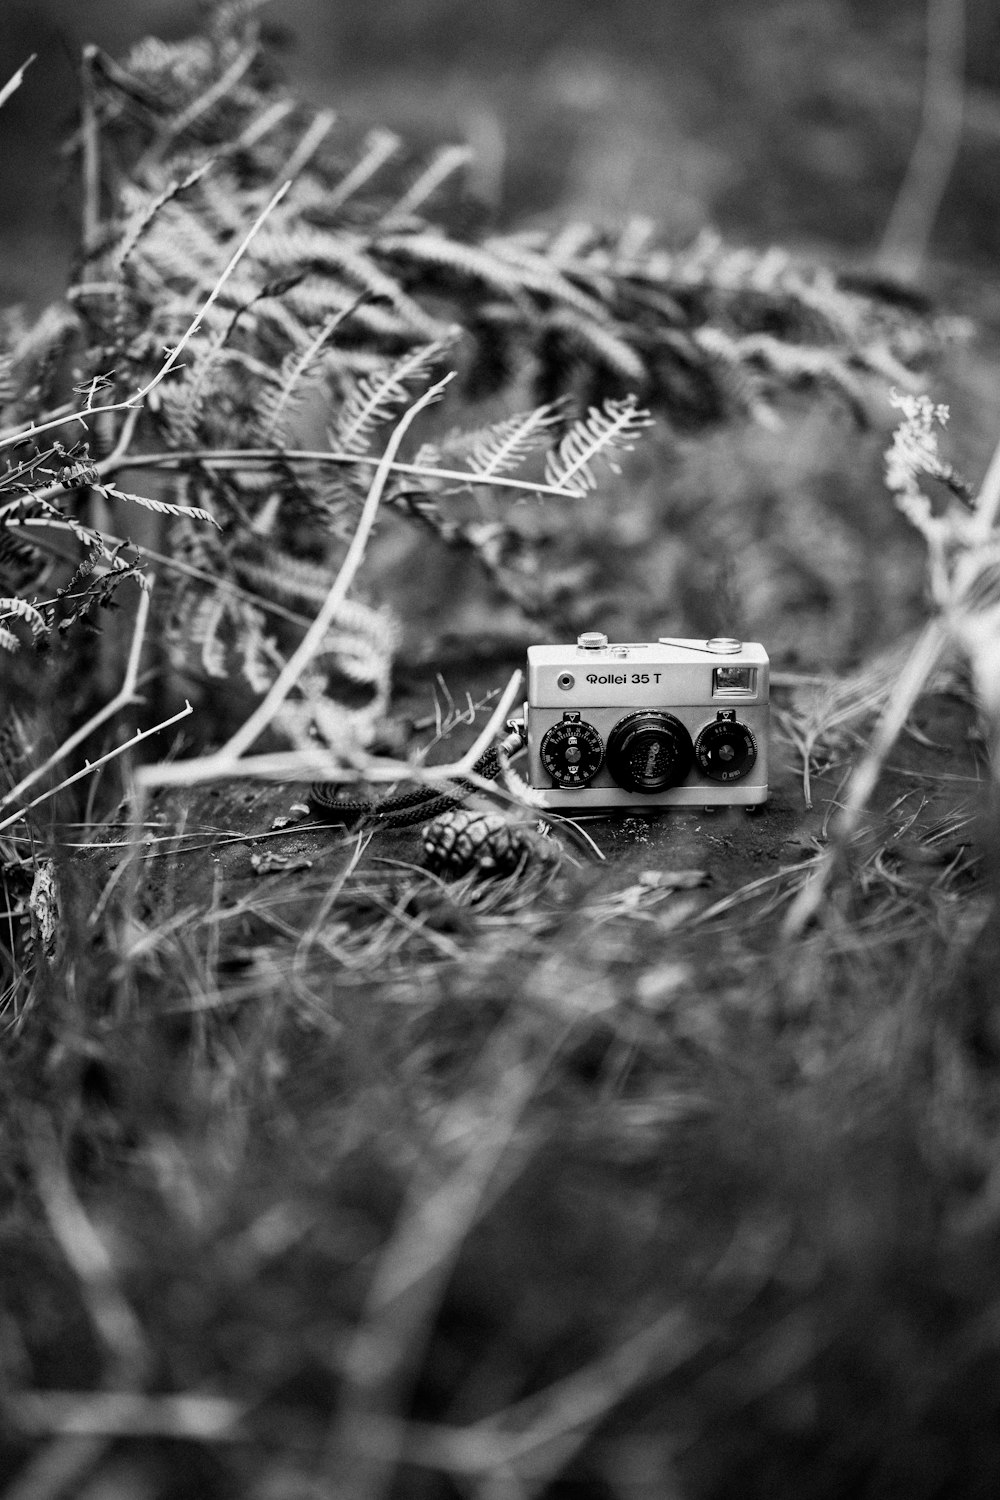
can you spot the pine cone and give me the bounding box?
[422,808,528,878]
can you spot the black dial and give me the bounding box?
[606,712,694,793]
[539,715,604,787]
[695,716,757,782]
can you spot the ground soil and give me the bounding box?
[107,659,987,939]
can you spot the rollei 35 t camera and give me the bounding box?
[522,633,769,809]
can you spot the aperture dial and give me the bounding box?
[695,711,758,782]
[606,711,694,793]
[539,712,604,787]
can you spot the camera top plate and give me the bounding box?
[527,637,769,708]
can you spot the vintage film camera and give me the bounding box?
[521,633,769,809]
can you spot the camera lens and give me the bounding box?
[695,717,757,782]
[606,712,694,792]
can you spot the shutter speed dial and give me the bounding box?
[539,713,604,787]
[695,712,758,782]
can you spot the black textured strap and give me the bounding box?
[308,740,516,829]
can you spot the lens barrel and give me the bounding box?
[606,711,694,792]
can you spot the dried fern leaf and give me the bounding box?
[95,483,220,526]
[189,592,228,678]
[0,596,46,639]
[252,226,444,338]
[384,144,473,221]
[542,307,646,384]
[544,397,655,497]
[465,404,564,480]
[258,296,369,445]
[332,340,450,456]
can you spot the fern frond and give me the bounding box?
[384,144,473,221]
[95,482,220,526]
[258,296,369,445]
[189,592,228,678]
[239,606,277,693]
[544,397,655,497]
[116,163,213,274]
[481,235,614,323]
[0,596,46,640]
[251,226,444,338]
[464,404,564,480]
[0,625,20,653]
[331,340,450,456]
[378,232,533,311]
[541,307,646,385]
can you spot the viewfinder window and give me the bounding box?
[713,666,757,698]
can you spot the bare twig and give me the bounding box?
[222,372,454,760]
[0,181,292,454]
[10,1391,246,1442]
[10,516,315,628]
[877,0,966,280]
[133,664,523,792]
[135,374,496,796]
[0,581,152,814]
[0,702,193,835]
[17,444,584,508]
[0,53,36,111]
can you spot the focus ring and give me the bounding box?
[605,711,694,792]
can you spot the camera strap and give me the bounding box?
[307,726,526,829]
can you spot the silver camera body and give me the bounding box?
[523,634,769,809]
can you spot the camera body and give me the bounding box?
[523,633,769,809]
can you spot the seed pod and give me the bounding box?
[422,807,527,878]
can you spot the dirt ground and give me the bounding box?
[108,659,985,946]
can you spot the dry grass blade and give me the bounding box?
[325,1033,543,1500]
[783,620,950,935]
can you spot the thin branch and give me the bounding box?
[31,444,584,502]
[133,665,522,793]
[195,373,454,765]
[0,581,152,813]
[0,701,193,835]
[0,53,36,111]
[9,517,315,628]
[10,1391,246,1442]
[0,180,292,453]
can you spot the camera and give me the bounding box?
[520,633,769,809]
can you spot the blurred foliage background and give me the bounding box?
[5,0,1000,667]
[7,0,1000,300]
